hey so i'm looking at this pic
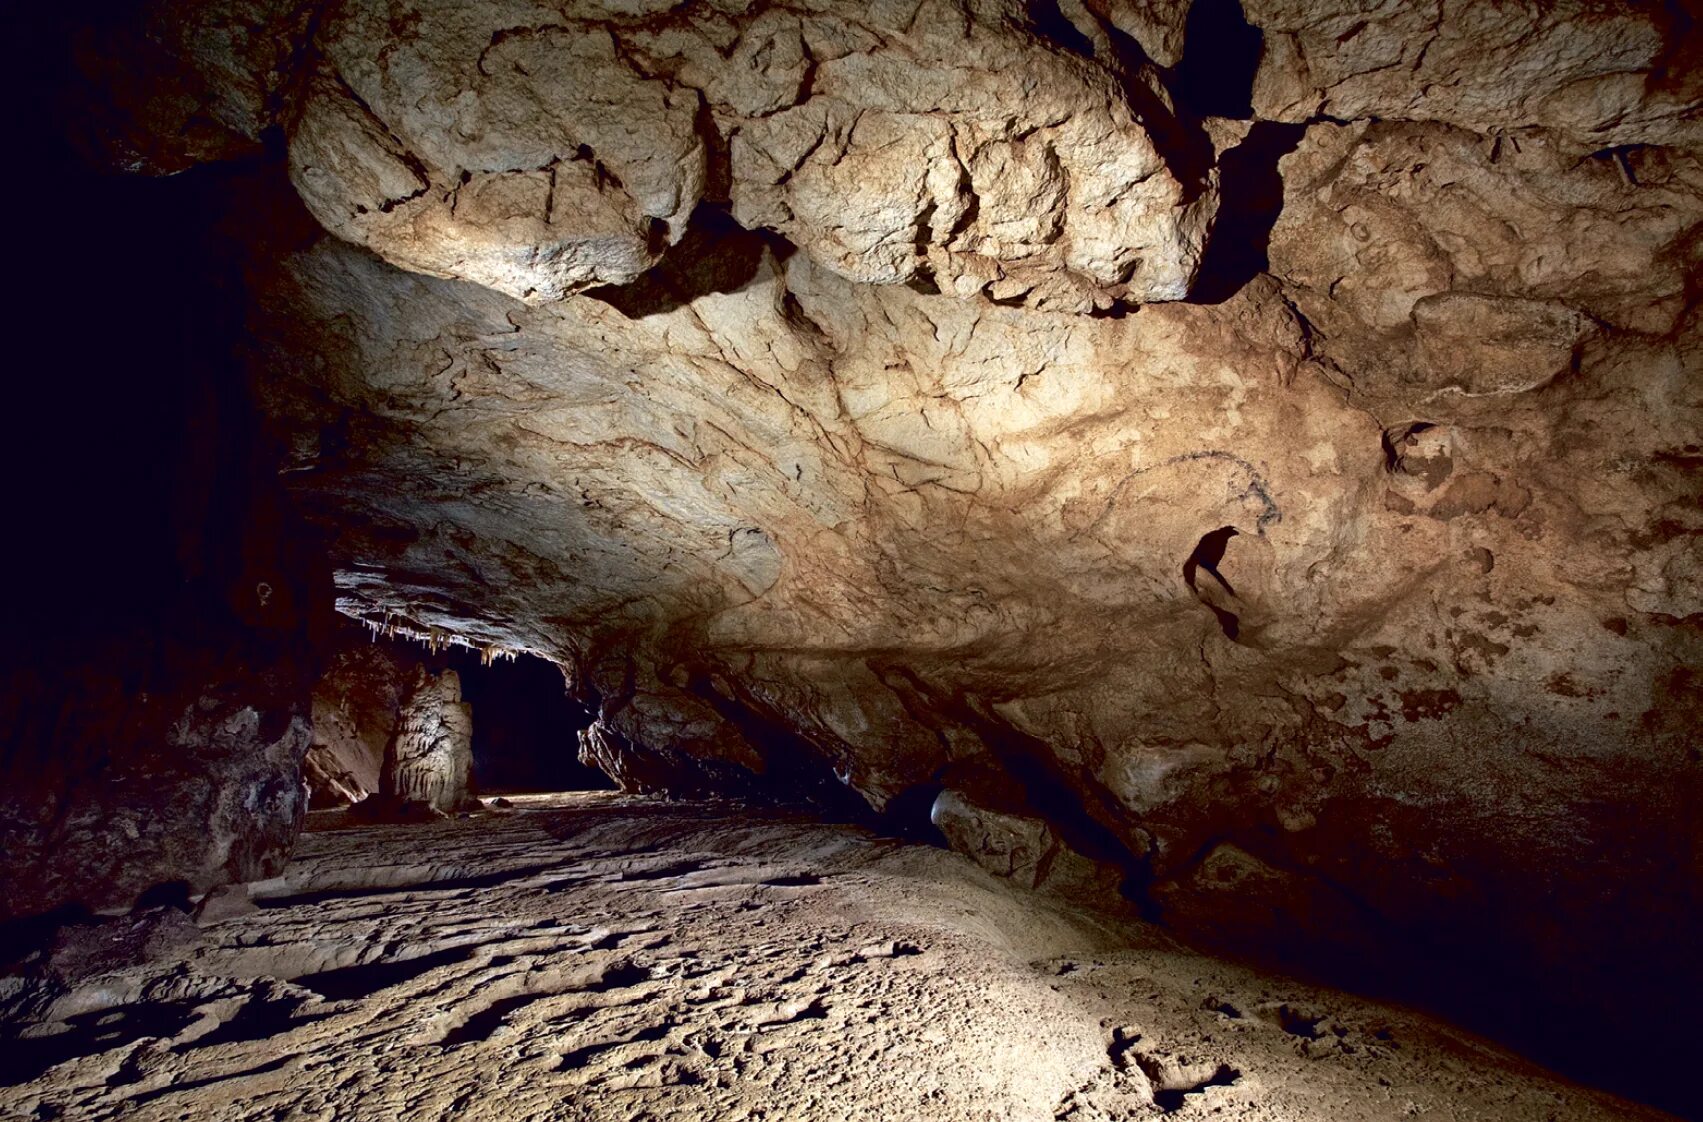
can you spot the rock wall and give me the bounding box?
[304,630,417,807]
[0,85,330,923]
[61,0,1703,1111]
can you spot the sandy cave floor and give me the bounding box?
[0,793,1670,1122]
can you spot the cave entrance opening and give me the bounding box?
[451,647,615,798]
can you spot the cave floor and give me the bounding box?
[0,794,1665,1122]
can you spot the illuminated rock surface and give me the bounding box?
[376,668,477,813]
[0,797,1665,1122]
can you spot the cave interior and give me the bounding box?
[2,1,1700,1120]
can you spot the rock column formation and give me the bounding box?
[379,669,477,814]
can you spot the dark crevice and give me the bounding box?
[439,991,555,1048]
[875,665,1154,905]
[1187,121,1305,304]
[877,781,950,844]
[177,996,329,1051]
[694,98,733,204]
[585,205,791,319]
[1275,1004,1323,1039]
[1183,526,1239,598]
[680,668,872,819]
[1381,421,1438,474]
[1172,0,1263,120]
[556,1022,672,1070]
[291,944,482,1001]
[0,1002,204,1087]
[1025,0,1095,58]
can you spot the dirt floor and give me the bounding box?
[0,794,1672,1121]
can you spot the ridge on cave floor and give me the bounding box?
[0,794,1668,1122]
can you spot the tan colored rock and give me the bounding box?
[930,789,1124,899]
[1244,0,1703,149]
[124,0,1224,311]
[286,7,707,301]
[303,632,417,807]
[719,2,1214,308]
[1269,121,1703,411]
[379,669,476,813]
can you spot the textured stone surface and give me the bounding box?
[930,789,1124,898]
[379,669,476,813]
[0,796,1668,1122]
[0,640,313,924]
[1244,0,1703,150]
[303,634,414,807]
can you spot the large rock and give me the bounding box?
[1268,120,1703,410]
[930,789,1125,900]
[1243,0,1703,149]
[0,635,313,923]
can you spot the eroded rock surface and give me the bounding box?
[303,633,415,807]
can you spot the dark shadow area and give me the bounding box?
[877,781,950,845]
[431,648,612,794]
[1172,0,1264,120]
[1025,0,1096,58]
[0,1001,203,1086]
[1182,526,1239,597]
[682,668,874,820]
[0,3,333,926]
[177,995,331,1051]
[1160,802,1703,1120]
[877,665,1154,904]
[1187,122,1305,303]
[293,944,482,1002]
[585,204,787,319]
[1024,0,1216,206]
[1183,526,1242,639]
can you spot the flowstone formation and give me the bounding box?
[379,668,478,814]
[70,0,1703,1108]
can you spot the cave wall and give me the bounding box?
[304,628,414,806]
[0,69,332,923]
[48,0,1703,1106]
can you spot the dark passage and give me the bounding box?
[440,649,612,795]
[1172,0,1264,120]
[1188,122,1306,304]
